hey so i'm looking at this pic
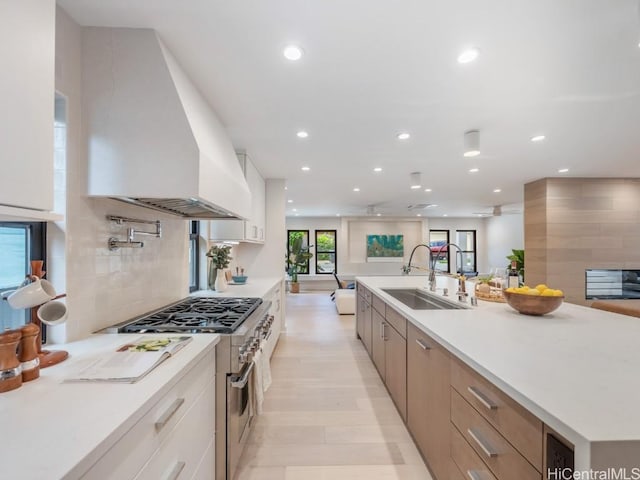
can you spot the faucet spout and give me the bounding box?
[402,244,437,290]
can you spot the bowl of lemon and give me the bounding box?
[503,284,564,316]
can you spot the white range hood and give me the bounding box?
[82,27,251,219]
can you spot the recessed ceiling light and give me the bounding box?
[287,199,293,203]
[424,188,432,192]
[373,167,383,172]
[463,130,480,157]
[292,208,297,212]
[336,213,341,217]
[558,168,569,173]
[301,166,310,171]
[283,45,303,61]
[353,187,360,192]
[376,213,381,217]
[284,186,288,190]
[531,135,546,142]
[493,188,501,193]
[416,214,422,217]
[397,132,411,140]
[469,168,479,173]
[457,47,480,64]
[295,213,299,216]
[443,214,448,217]
[296,130,309,139]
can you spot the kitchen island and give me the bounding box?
[0,333,219,480]
[357,275,640,475]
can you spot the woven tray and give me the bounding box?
[474,287,507,303]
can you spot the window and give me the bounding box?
[429,230,450,272]
[287,230,310,274]
[315,230,336,274]
[189,221,200,292]
[0,223,47,331]
[456,230,477,274]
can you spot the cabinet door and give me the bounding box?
[0,1,55,211]
[384,323,407,422]
[371,308,386,381]
[363,301,372,355]
[356,294,365,341]
[244,157,265,242]
[407,323,451,480]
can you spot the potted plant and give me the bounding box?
[287,236,313,293]
[207,244,232,291]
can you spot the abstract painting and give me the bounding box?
[366,234,404,262]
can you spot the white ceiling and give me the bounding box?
[58,0,640,218]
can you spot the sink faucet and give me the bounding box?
[431,243,468,300]
[402,244,438,291]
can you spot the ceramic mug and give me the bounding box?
[37,300,68,326]
[7,278,56,309]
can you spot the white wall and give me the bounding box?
[285,216,428,277]
[485,213,524,274]
[51,8,189,342]
[284,215,515,282]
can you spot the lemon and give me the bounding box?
[526,288,541,296]
[541,289,555,297]
[553,289,564,297]
[515,287,528,294]
[535,284,548,293]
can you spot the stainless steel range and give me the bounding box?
[107,296,273,480]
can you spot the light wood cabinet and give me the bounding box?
[208,152,265,243]
[0,0,55,213]
[356,288,372,356]
[384,321,407,422]
[407,323,451,480]
[450,357,543,471]
[451,389,541,480]
[371,308,386,380]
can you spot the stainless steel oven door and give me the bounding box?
[227,361,255,479]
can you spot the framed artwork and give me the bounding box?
[366,234,404,262]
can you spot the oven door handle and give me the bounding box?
[231,362,254,389]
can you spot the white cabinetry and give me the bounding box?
[264,281,284,359]
[81,349,216,480]
[208,152,265,243]
[0,0,55,214]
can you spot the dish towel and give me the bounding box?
[252,346,273,416]
[253,348,265,415]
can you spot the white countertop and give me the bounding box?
[0,333,219,480]
[357,275,640,464]
[192,276,283,299]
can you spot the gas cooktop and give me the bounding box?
[119,297,263,334]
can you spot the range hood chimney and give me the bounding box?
[82,28,251,219]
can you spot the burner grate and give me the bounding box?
[119,296,262,334]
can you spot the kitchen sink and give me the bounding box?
[381,288,466,310]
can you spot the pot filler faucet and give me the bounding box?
[402,243,467,300]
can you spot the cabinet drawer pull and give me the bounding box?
[467,428,498,458]
[467,386,498,411]
[467,471,482,480]
[381,323,387,341]
[165,461,186,480]
[415,339,431,350]
[155,398,185,432]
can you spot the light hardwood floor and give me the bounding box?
[235,292,433,480]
